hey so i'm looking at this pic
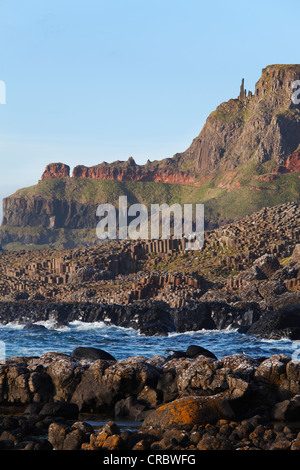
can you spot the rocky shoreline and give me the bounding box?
[0,295,299,340]
[1,345,300,450]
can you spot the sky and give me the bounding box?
[0,0,298,219]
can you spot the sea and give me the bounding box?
[0,320,299,362]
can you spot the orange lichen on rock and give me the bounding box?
[142,395,235,431]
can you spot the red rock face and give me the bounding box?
[41,163,70,180]
[272,150,300,174]
[72,163,195,184]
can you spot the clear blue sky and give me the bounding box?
[0,0,298,219]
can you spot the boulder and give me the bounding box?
[220,353,260,381]
[23,323,47,331]
[253,254,281,278]
[68,267,114,284]
[71,347,116,362]
[39,401,79,419]
[114,396,147,421]
[185,344,218,360]
[246,306,300,340]
[272,395,300,421]
[71,356,160,412]
[43,355,83,402]
[142,395,235,431]
[48,420,92,450]
[258,280,288,300]
[171,304,215,332]
[48,422,70,450]
[236,265,267,283]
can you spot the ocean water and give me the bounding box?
[0,320,299,362]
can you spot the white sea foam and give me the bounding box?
[0,322,24,330]
[68,320,107,331]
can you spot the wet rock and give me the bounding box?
[165,350,187,360]
[71,347,116,362]
[23,323,47,331]
[247,306,300,340]
[39,401,79,419]
[171,304,215,332]
[185,344,218,360]
[137,305,175,336]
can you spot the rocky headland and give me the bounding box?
[1,64,300,249]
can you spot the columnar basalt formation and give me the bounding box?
[0,202,299,311]
[174,64,300,174]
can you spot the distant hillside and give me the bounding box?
[1,64,300,249]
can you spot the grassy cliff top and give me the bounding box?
[8,172,300,224]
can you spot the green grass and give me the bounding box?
[2,172,300,250]
[280,256,292,266]
[204,173,300,223]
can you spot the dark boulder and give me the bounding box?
[185,345,217,360]
[165,350,187,361]
[246,305,300,340]
[209,301,259,330]
[236,265,267,283]
[23,323,47,331]
[39,402,79,419]
[253,254,281,278]
[272,395,300,421]
[171,303,215,332]
[71,347,116,362]
[135,305,175,336]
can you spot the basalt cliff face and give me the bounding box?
[41,64,300,184]
[2,64,300,249]
[175,64,300,176]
